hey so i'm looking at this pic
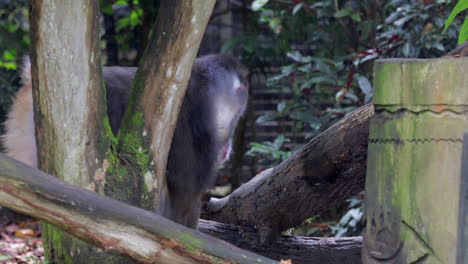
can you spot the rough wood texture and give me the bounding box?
[199,220,362,264]
[117,0,216,210]
[205,104,374,241]
[28,1,118,263]
[363,58,468,264]
[458,133,468,264]
[0,154,276,264]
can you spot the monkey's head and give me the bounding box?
[193,54,248,142]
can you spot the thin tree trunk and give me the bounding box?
[115,0,217,211]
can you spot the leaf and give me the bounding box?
[256,113,278,123]
[394,15,414,27]
[252,0,270,11]
[345,92,359,102]
[277,101,287,113]
[444,0,468,31]
[355,74,372,95]
[269,18,283,34]
[335,90,345,102]
[334,8,353,18]
[351,13,361,22]
[402,42,414,57]
[458,17,468,43]
[3,49,17,61]
[292,3,303,15]
[273,135,286,150]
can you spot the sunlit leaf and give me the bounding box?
[458,17,468,43]
[444,0,468,31]
[292,3,303,15]
[277,101,287,113]
[252,0,270,11]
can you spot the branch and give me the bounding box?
[199,220,362,264]
[205,104,374,241]
[0,153,276,264]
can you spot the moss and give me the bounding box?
[42,223,73,264]
[179,233,203,252]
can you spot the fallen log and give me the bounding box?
[199,219,362,264]
[0,153,275,264]
[205,104,374,241]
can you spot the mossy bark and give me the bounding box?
[29,0,216,262]
[29,1,131,263]
[363,58,468,264]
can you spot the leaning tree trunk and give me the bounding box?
[29,0,215,263]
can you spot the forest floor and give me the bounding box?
[0,211,43,264]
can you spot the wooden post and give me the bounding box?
[363,58,468,264]
[458,133,468,264]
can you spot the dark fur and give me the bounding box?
[104,55,248,227]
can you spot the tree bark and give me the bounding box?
[115,0,216,211]
[199,220,362,264]
[29,1,118,262]
[0,153,276,264]
[29,0,217,262]
[205,104,374,241]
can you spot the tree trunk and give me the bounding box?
[29,1,119,263]
[114,0,216,211]
[29,0,216,263]
[205,104,374,241]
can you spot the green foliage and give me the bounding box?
[382,0,459,58]
[0,49,17,70]
[228,0,462,235]
[444,0,468,43]
[330,192,364,237]
[246,136,292,165]
[229,0,461,167]
[0,0,29,138]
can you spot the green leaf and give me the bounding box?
[351,13,361,22]
[268,17,282,34]
[256,113,278,123]
[334,8,353,18]
[458,17,468,43]
[444,0,468,31]
[116,17,130,31]
[3,49,17,61]
[252,0,270,11]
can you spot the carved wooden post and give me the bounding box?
[363,58,468,264]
